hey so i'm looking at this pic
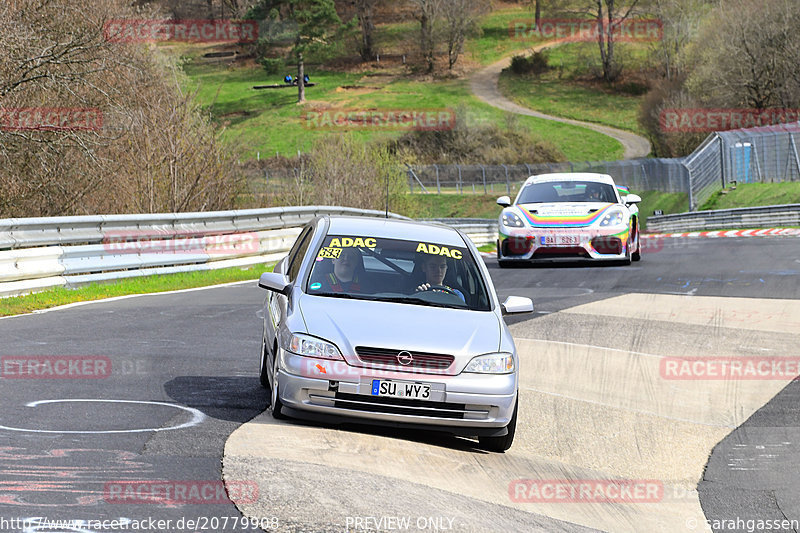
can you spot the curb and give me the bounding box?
[642,228,800,239]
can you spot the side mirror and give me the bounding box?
[258,272,291,295]
[501,296,534,315]
[497,196,511,208]
[623,194,642,205]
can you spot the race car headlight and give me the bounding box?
[286,333,342,360]
[502,211,524,228]
[464,352,515,374]
[599,209,625,227]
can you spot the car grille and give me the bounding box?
[331,392,472,419]
[355,346,455,371]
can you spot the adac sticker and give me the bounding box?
[327,237,377,248]
[310,282,322,290]
[416,243,463,259]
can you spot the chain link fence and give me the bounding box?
[255,122,800,211]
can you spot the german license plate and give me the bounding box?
[541,235,581,246]
[371,379,431,400]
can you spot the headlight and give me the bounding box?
[286,333,342,360]
[502,211,524,228]
[599,208,625,227]
[464,353,515,374]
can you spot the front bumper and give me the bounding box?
[275,348,518,432]
[498,226,631,262]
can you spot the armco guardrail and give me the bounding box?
[0,208,500,298]
[646,204,800,233]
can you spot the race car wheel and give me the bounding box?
[270,354,288,420]
[631,219,641,262]
[259,340,271,389]
[478,397,517,453]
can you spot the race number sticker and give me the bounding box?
[317,247,342,259]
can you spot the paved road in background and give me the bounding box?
[470,45,652,160]
[0,236,798,532]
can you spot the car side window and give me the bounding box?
[287,226,313,282]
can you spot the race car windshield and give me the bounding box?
[306,235,491,311]
[517,181,618,204]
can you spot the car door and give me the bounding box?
[264,224,315,362]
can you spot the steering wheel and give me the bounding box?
[427,284,458,296]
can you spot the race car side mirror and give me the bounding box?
[258,272,292,295]
[501,296,534,315]
[623,194,642,205]
[497,196,511,207]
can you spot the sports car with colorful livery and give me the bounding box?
[496,173,642,266]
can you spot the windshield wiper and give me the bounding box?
[368,296,460,309]
[312,292,359,299]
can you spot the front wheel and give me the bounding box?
[270,356,288,420]
[478,397,517,452]
[259,340,271,389]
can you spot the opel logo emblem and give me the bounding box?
[396,351,413,366]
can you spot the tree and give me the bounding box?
[410,0,442,73]
[441,0,487,70]
[0,0,239,217]
[354,0,380,61]
[563,0,642,83]
[646,0,708,81]
[685,0,800,109]
[247,0,349,103]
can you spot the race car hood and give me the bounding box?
[298,295,502,370]
[515,202,617,228]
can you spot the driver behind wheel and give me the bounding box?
[415,255,466,303]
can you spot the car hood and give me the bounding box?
[515,202,617,227]
[298,295,502,369]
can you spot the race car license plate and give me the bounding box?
[371,379,431,400]
[541,235,581,246]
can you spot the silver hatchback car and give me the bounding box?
[258,216,533,452]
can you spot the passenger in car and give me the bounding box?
[319,247,365,293]
[415,255,466,303]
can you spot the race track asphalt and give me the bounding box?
[0,235,798,532]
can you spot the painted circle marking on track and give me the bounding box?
[0,399,205,434]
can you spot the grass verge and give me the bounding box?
[0,263,275,318]
[496,41,650,136]
[182,59,623,162]
[700,182,800,211]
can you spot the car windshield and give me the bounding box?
[306,234,491,311]
[517,181,618,204]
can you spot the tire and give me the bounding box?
[259,340,271,389]
[631,219,641,262]
[478,397,518,453]
[270,354,288,420]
